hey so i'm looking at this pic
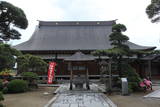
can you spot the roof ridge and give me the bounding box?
[38,20,116,26]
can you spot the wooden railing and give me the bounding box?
[13,75,119,84]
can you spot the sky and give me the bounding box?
[5,0,160,49]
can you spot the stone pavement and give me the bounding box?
[51,92,116,107]
[54,83,105,94]
[144,89,160,98]
[46,83,117,107]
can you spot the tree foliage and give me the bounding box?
[21,72,38,88]
[21,72,38,79]
[109,24,129,50]
[95,24,131,76]
[92,24,143,91]
[122,64,142,92]
[92,48,129,57]
[93,24,130,77]
[17,54,48,74]
[146,0,160,22]
[150,49,160,54]
[109,24,130,77]
[93,24,130,55]
[0,43,22,71]
[0,1,28,41]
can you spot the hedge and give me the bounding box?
[7,79,28,93]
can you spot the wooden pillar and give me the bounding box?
[86,62,90,90]
[108,59,112,91]
[98,55,101,76]
[54,53,58,81]
[148,60,152,79]
[69,62,73,90]
[55,53,58,60]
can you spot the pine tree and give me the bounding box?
[0,1,28,41]
[109,24,130,77]
[146,0,160,22]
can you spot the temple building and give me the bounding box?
[14,20,157,78]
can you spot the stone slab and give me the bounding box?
[45,83,117,107]
[144,89,160,98]
[50,92,116,107]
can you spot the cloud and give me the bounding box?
[5,0,160,49]
[6,0,65,45]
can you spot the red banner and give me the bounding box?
[47,62,56,84]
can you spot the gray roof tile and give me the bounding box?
[14,21,156,51]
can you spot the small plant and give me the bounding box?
[7,79,28,93]
[0,69,13,76]
[0,69,14,81]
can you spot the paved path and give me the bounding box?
[51,92,116,107]
[144,89,160,98]
[54,83,105,94]
[46,83,117,107]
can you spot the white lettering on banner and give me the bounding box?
[47,62,56,84]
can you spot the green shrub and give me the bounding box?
[122,64,142,92]
[128,84,133,93]
[7,80,28,93]
[21,72,38,88]
[0,103,4,107]
[0,91,4,107]
[2,87,8,94]
[21,72,38,79]
[0,80,2,91]
[0,92,4,101]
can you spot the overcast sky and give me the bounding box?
[5,0,160,49]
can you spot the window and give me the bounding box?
[79,66,86,70]
[71,66,86,71]
[73,66,78,70]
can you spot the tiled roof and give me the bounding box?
[14,21,156,51]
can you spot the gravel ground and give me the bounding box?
[108,86,160,107]
[2,87,57,107]
[2,85,160,107]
